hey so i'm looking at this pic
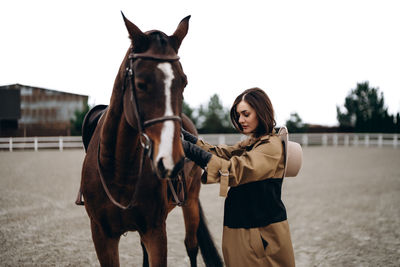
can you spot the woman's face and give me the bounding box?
[236,100,259,135]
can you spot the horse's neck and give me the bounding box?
[99,75,141,175]
[101,65,133,145]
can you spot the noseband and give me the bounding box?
[97,50,187,210]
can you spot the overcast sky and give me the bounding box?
[1,0,399,126]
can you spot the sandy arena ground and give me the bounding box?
[1,147,399,266]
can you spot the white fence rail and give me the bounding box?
[0,136,83,151]
[0,133,398,151]
[199,133,399,148]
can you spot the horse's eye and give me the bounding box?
[135,80,147,91]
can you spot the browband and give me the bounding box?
[129,52,180,62]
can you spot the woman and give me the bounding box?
[182,87,295,266]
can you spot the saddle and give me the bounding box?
[82,104,109,152]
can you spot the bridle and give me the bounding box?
[126,52,183,134]
[97,49,187,210]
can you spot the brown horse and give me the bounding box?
[79,14,222,267]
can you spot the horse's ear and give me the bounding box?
[170,15,191,52]
[121,12,148,52]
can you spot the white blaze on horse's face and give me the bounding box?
[156,62,175,172]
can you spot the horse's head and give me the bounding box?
[121,13,190,179]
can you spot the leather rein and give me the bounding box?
[97,51,187,210]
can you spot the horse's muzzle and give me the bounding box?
[156,156,185,179]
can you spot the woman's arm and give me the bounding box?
[182,128,241,160]
[196,139,241,160]
[203,136,284,186]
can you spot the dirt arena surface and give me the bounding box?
[1,147,399,266]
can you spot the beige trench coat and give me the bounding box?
[197,134,295,267]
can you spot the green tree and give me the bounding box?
[182,100,197,126]
[198,94,235,133]
[70,104,90,136]
[336,81,396,132]
[396,113,400,132]
[285,112,308,133]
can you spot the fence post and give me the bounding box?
[302,134,308,147]
[9,137,13,152]
[378,134,383,147]
[59,137,63,151]
[34,137,38,151]
[333,134,338,147]
[353,135,359,146]
[322,134,328,146]
[394,134,398,148]
[344,135,349,146]
[364,134,369,147]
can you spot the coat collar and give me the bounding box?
[239,131,275,149]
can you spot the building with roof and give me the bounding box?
[0,84,88,137]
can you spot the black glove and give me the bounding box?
[182,140,212,168]
[181,128,198,144]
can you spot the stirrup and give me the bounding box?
[75,189,84,206]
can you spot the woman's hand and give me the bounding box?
[182,140,211,168]
[181,128,198,144]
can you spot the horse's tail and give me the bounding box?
[197,200,223,267]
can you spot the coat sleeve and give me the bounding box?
[196,139,242,160]
[202,139,284,187]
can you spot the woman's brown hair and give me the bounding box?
[230,87,276,137]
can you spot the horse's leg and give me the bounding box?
[182,197,200,267]
[140,225,167,267]
[90,219,121,267]
[187,200,224,267]
[141,241,149,267]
